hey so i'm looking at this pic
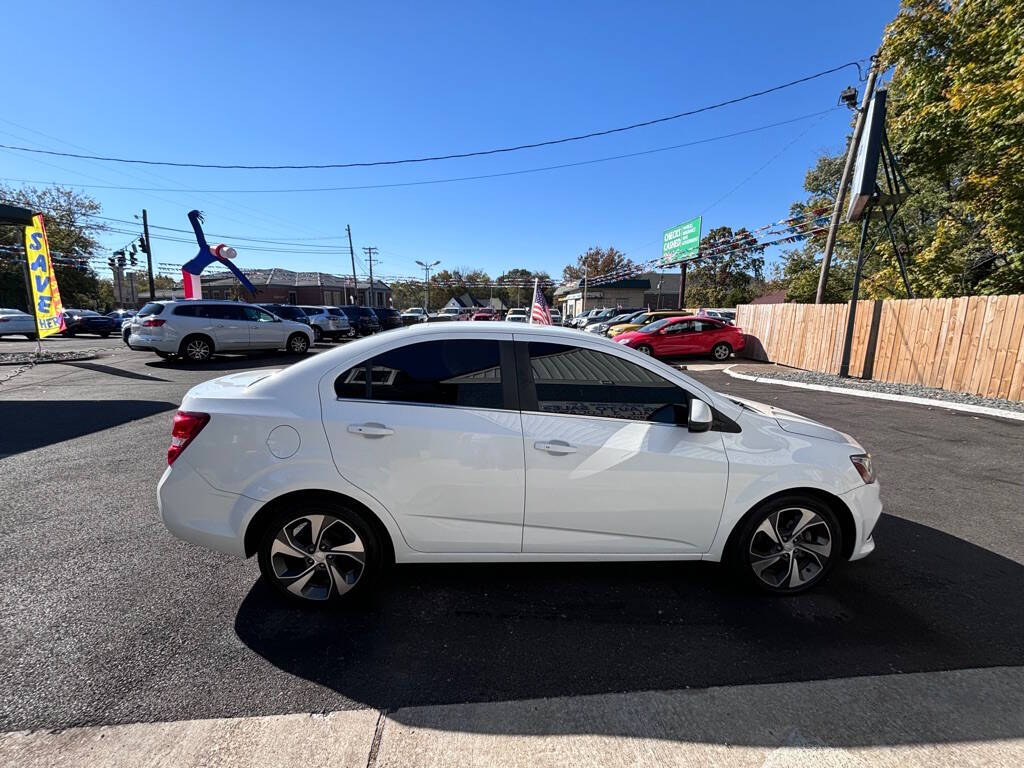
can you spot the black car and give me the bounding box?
[371,306,403,330]
[259,304,311,325]
[338,305,381,335]
[63,309,118,337]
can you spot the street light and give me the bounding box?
[415,259,440,311]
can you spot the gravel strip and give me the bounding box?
[0,351,98,366]
[730,364,1024,415]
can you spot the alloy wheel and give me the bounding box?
[748,507,833,590]
[185,338,212,361]
[289,334,309,353]
[712,343,731,361]
[636,344,653,355]
[268,514,366,601]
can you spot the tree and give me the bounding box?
[562,246,634,283]
[0,184,109,309]
[685,226,766,307]
[495,268,551,308]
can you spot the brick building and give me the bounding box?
[196,269,392,307]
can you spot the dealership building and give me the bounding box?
[554,272,683,319]
[194,268,392,307]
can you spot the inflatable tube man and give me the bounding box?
[181,210,257,299]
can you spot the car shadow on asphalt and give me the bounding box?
[0,399,178,457]
[234,514,1024,745]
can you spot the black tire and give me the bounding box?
[287,332,310,355]
[179,334,214,362]
[64,329,75,337]
[25,333,37,340]
[257,502,384,606]
[122,330,131,344]
[313,325,323,343]
[730,495,843,595]
[711,342,732,361]
[100,332,111,338]
[635,343,653,356]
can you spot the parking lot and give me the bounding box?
[2,335,1022,756]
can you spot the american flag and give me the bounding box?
[529,279,552,325]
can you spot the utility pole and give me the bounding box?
[362,246,378,306]
[816,59,879,304]
[142,209,155,300]
[346,225,358,305]
[582,265,588,316]
[415,260,440,311]
[657,270,665,309]
[678,263,687,309]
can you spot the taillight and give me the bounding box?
[168,411,210,465]
[143,318,166,327]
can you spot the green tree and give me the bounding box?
[686,226,766,307]
[562,246,634,283]
[0,184,109,309]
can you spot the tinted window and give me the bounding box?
[242,306,275,322]
[526,342,687,422]
[301,307,324,316]
[173,305,198,317]
[198,304,244,320]
[335,340,503,410]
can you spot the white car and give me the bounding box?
[298,306,351,342]
[0,308,37,339]
[400,307,429,324]
[129,300,314,362]
[506,308,528,323]
[159,323,881,604]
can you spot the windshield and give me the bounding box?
[639,318,673,333]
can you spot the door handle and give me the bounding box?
[347,423,394,437]
[534,440,577,455]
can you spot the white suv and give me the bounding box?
[298,306,352,342]
[129,300,314,362]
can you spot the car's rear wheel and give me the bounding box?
[733,495,843,594]
[257,504,383,606]
[711,342,732,361]
[180,334,214,362]
[635,343,653,356]
[287,332,310,355]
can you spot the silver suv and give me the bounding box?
[298,306,352,342]
[128,300,314,362]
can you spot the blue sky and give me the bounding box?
[1,1,898,284]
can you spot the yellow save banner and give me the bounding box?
[23,214,66,338]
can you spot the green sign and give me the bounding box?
[661,216,702,265]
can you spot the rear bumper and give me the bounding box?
[841,481,883,561]
[158,459,257,558]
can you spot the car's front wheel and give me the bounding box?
[287,332,310,355]
[257,504,383,605]
[733,496,843,594]
[635,343,653,356]
[711,342,732,361]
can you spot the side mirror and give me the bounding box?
[688,399,713,433]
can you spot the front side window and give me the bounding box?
[335,339,504,410]
[243,306,275,322]
[526,342,687,422]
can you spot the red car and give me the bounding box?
[470,308,499,321]
[614,315,744,361]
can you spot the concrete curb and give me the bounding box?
[723,365,1024,423]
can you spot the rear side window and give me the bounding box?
[335,340,503,410]
[302,307,323,316]
[173,305,197,317]
[525,342,687,422]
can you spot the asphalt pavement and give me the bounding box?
[1,333,1022,762]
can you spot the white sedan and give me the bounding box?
[0,308,37,339]
[159,323,881,604]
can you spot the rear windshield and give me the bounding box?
[326,308,347,317]
[139,302,165,317]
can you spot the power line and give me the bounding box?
[0,109,840,195]
[0,62,862,171]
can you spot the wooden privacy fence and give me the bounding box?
[735,295,1024,401]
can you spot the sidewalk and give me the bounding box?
[4,667,1021,767]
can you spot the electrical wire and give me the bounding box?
[0,61,862,170]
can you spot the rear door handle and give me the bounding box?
[534,440,577,455]
[348,423,394,437]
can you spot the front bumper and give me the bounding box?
[840,481,883,561]
[158,459,258,558]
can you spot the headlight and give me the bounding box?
[850,454,875,484]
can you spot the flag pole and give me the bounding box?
[528,278,538,324]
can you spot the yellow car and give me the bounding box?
[607,309,692,337]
